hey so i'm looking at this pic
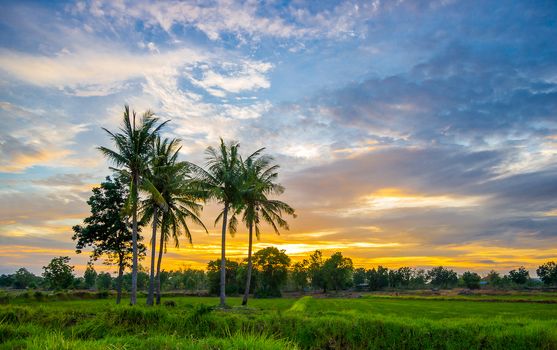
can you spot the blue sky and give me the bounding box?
[1,0,556,274]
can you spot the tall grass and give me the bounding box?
[1,297,556,349]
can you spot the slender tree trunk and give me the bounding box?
[116,255,124,305]
[155,226,165,305]
[219,202,229,307]
[130,174,139,305]
[242,222,254,306]
[147,206,158,306]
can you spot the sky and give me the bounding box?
[0,0,556,276]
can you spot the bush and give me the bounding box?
[163,300,176,307]
[33,291,44,301]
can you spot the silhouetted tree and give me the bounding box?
[322,252,353,292]
[291,260,309,291]
[537,262,557,286]
[462,271,481,289]
[12,268,38,289]
[96,272,112,290]
[252,247,290,297]
[72,176,146,304]
[207,259,240,296]
[508,266,530,285]
[367,266,389,290]
[42,256,74,290]
[427,266,458,289]
[353,267,367,289]
[308,250,326,291]
[83,263,97,290]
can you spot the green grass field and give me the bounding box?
[2,293,557,349]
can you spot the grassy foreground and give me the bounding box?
[1,294,557,349]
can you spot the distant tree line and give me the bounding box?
[2,251,557,293]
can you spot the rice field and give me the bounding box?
[1,293,557,349]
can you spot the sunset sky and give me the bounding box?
[1,0,556,275]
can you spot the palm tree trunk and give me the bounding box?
[116,255,124,305]
[155,225,165,305]
[147,206,158,306]
[242,222,254,306]
[130,174,139,305]
[219,202,229,307]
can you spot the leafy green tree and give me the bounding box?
[72,176,146,304]
[189,139,243,307]
[508,266,530,285]
[537,262,557,286]
[388,267,413,288]
[207,259,240,296]
[291,260,309,291]
[485,270,503,288]
[410,269,427,288]
[462,271,481,289]
[42,256,74,290]
[353,268,367,287]
[83,263,97,290]
[12,268,37,289]
[252,247,291,297]
[235,150,296,305]
[96,272,112,290]
[322,252,353,292]
[397,267,413,288]
[367,266,389,290]
[308,250,325,291]
[0,274,14,287]
[427,266,458,289]
[179,269,208,291]
[99,105,167,305]
[71,277,85,290]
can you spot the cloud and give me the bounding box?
[282,144,557,249]
[191,61,273,96]
[71,0,384,42]
[0,47,205,96]
[0,102,88,172]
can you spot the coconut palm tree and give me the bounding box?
[98,105,167,305]
[139,137,208,305]
[141,137,182,306]
[154,179,207,304]
[188,138,243,307]
[235,150,296,305]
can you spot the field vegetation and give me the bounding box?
[1,294,557,349]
